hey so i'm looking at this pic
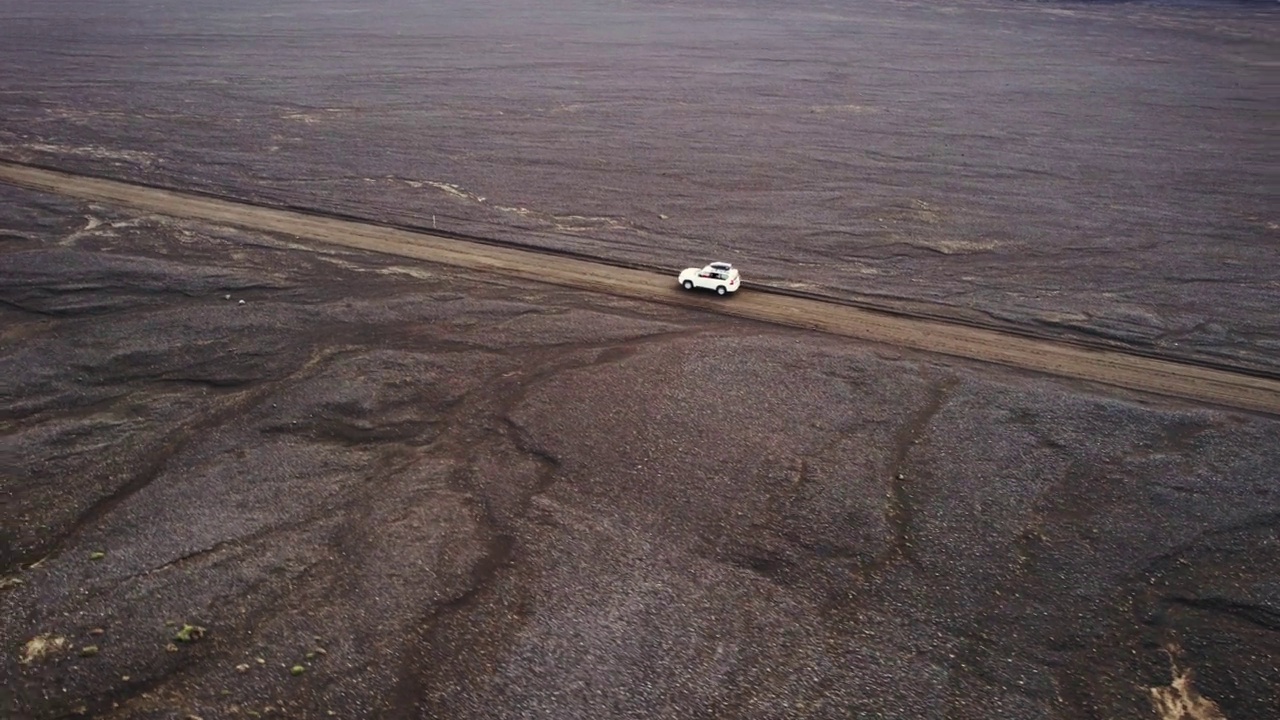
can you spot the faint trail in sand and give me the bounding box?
[3,159,1279,416]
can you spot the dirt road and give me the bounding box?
[3,159,1277,416]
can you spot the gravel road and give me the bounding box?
[4,160,1278,418]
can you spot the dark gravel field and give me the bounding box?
[3,0,1279,718]
[2,183,1278,718]
[0,0,1277,369]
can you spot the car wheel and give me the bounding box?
[716,285,727,296]
[683,280,694,290]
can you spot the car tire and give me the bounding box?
[716,286,727,296]
[683,280,694,290]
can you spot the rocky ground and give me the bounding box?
[3,185,1278,719]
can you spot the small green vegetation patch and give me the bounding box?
[173,624,206,643]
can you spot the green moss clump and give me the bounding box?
[173,624,206,643]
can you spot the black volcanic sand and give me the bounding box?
[0,0,1277,373]
[3,186,1279,719]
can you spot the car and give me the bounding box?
[678,261,740,295]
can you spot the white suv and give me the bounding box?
[678,262,740,295]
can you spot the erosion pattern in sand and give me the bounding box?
[0,0,1276,370]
